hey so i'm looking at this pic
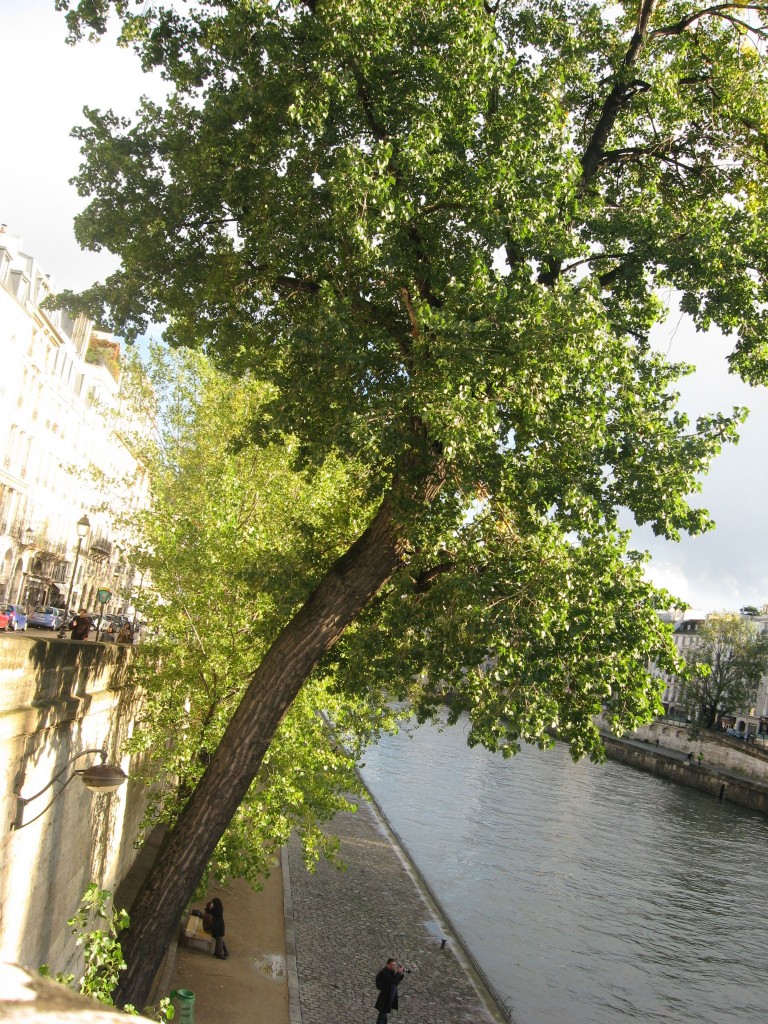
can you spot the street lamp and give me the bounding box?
[12,527,35,604]
[131,568,146,634]
[112,543,123,583]
[11,747,128,830]
[58,514,90,637]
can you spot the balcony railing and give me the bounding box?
[89,535,113,558]
[9,520,36,544]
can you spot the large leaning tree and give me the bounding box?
[113,345,396,884]
[55,0,768,1006]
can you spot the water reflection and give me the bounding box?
[361,718,768,1024]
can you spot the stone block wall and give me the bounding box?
[0,634,149,976]
[603,735,768,814]
[630,720,768,779]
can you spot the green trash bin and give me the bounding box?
[170,988,195,1024]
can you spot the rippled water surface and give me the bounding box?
[361,720,768,1024]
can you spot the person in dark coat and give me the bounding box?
[116,621,133,644]
[374,958,405,1024]
[70,609,91,641]
[205,897,229,959]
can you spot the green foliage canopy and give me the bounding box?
[56,0,768,760]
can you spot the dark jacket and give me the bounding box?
[206,898,225,939]
[70,614,90,641]
[374,966,404,1013]
[117,622,133,644]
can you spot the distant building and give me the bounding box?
[740,611,768,735]
[653,613,706,717]
[0,228,149,616]
[653,609,768,735]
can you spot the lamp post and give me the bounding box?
[12,526,35,604]
[112,544,123,590]
[11,747,128,830]
[131,568,146,634]
[59,514,90,637]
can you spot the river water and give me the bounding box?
[360,718,768,1024]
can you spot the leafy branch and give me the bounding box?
[39,883,173,1021]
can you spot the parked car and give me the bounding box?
[101,613,128,633]
[0,608,10,631]
[3,604,27,631]
[28,606,63,630]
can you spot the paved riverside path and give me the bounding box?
[285,795,507,1024]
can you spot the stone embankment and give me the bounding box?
[601,720,768,815]
[285,793,509,1024]
[0,635,145,974]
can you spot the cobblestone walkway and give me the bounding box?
[286,796,506,1024]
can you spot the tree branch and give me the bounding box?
[273,275,320,295]
[597,141,681,168]
[598,257,641,289]
[580,0,658,185]
[411,556,457,594]
[536,2,658,287]
[400,287,420,338]
[538,259,564,287]
[351,58,389,143]
[651,3,768,39]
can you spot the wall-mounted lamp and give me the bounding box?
[11,747,127,831]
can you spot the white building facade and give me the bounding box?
[651,611,705,717]
[0,228,149,617]
[653,609,768,736]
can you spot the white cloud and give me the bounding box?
[643,560,694,605]
[1,0,164,292]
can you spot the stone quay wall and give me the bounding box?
[602,731,768,815]
[630,719,768,778]
[0,634,148,976]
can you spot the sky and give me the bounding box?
[2,0,767,614]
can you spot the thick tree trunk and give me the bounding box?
[114,495,407,1008]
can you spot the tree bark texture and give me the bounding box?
[114,495,407,1008]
